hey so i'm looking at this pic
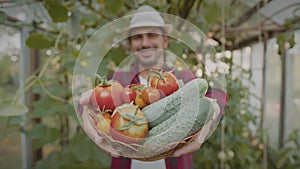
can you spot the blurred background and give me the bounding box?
[0,0,299,169]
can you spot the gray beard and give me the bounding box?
[137,50,163,68]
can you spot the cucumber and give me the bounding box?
[142,85,201,147]
[188,97,216,135]
[142,78,208,129]
[146,97,216,138]
[146,113,177,138]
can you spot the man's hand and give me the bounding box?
[172,102,221,157]
[79,89,93,105]
[80,90,121,158]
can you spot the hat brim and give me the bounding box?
[122,24,173,37]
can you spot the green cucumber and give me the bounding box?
[142,85,201,147]
[146,97,216,138]
[188,97,216,135]
[142,78,208,129]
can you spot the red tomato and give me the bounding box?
[150,70,179,96]
[128,84,148,108]
[141,87,161,104]
[110,104,148,144]
[129,84,146,93]
[91,80,124,111]
[121,86,137,103]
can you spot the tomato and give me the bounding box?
[129,84,146,93]
[91,79,124,111]
[150,70,179,96]
[97,118,111,135]
[217,151,227,161]
[94,113,111,135]
[110,103,148,144]
[134,94,147,108]
[128,84,148,108]
[102,112,111,119]
[92,106,112,121]
[141,87,161,104]
[121,86,137,103]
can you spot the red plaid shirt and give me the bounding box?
[111,155,194,169]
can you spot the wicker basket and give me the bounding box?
[83,105,216,162]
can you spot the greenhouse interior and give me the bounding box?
[0,0,300,169]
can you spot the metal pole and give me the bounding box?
[279,43,287,149]
[261,39,268,169]
[19,27,33,169]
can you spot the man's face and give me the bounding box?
[129,27,169,68]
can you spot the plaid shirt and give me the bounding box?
[109,64,227,169]
[111,155,194,169]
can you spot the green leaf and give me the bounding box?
[105,0,125,14]
[69,132,111,166]
[57,151,79,169]
[35,151,61,169]
[58,161,102,169]
[61,103,77,120]
[276,32,295,54]
[117,122,133,131]
[0,101,28,117]
[32,98,62,117]
[44,0,68,23]
[277,147,294,168]
[27,123,60,149]
[36,150,81,169]
[203,2,221,24]
[108,47,127,65]
[287,32,295,48]
[0,11,5,23]
[26,33,54,50]
[69,132,95,161]
[8,116,23,125]
[96,58,111,77]
[118,112,147,124]
[59,59,76,73]
[169,41,185,56]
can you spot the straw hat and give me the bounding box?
[124,5,173,35]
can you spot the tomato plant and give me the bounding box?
[149,69,179,96]
[110,103,148,144]
[91,76,124,111]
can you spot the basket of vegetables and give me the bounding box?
[81,69,220,161]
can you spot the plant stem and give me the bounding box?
[12,78,37,104]
[10,30,65,104]
[38,81,67,103]
[38,31,64,79]
[11,75,37,104]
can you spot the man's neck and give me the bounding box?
[137,62,164,79]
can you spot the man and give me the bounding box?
[80,5,226,169]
